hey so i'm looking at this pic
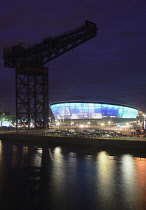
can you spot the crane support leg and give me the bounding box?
[16,67,48,130]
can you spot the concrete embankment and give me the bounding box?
[0,133,146,152]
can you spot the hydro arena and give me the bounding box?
[50,101,139,134]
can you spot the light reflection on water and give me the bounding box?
[0,141,146,209]
[97,151,116,209]
[0,140,2,165]
[51,146,66,206]
[121,154,138,208]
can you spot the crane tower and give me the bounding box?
[3,21,97,129]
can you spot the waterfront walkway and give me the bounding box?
[0,130,145,142]
[0,130,146,153]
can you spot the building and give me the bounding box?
[0,111,15,127]
[50,101,138,120]
[50,101,138,132]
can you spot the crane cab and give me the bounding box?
[3,43,30,67]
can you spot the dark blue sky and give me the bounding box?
[0,0,146,113]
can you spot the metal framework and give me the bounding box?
[16,67,48,129]
[3,20,97,129]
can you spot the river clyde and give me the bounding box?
[0,139,146,210]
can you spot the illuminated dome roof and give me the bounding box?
[50,101,138,120]
[0,121,14,127]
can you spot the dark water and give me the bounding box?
[0,140,146,210]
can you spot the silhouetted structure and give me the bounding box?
[3,21,97,129]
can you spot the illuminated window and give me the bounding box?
[50,103,138,120]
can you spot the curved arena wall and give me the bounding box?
[50,102,138,120]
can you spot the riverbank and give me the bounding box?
[0,132,146,152]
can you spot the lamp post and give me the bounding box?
[87,121,90,127]
[101,123,104,129]
[56,122,60,129]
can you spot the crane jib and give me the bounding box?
[3,20,97,68]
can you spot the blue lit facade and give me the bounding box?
[50,102,138,120]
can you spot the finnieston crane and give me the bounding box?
[3,20,97,129]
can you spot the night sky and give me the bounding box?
[0,0,146,114]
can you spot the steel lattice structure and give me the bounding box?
[16,67,48,129]
[3,20,97,129]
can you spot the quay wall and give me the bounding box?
[0,133,146,152]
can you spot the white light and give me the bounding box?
[79,124,85,128]
[56,122,60,126]
[54,147,61,154]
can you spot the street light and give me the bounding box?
[101,123,104,128]
[56,122,60,128]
